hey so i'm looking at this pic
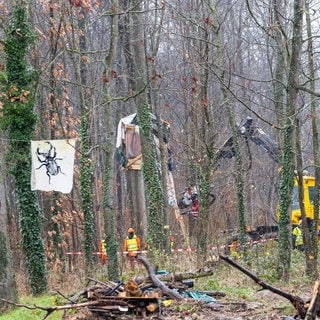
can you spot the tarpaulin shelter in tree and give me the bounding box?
[116,113,171,171]
[116,113,189,245]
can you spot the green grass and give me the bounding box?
[0,295,64,320]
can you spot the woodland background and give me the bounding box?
[0,0,320,308]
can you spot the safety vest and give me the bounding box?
[126,236,139,252]
[292,226,303,246]
[100,240,106,253]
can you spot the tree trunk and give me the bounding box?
[130,0,166,253]
[305,0,319,279]
[74,7,95,272]
[102,0,120,280]
[210,0,246,254]
[277,0,304,281]
[2,4,48,295]
[295,118,314,275]
[0,140,17,309]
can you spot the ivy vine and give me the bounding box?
[137,104,165,253]
[0,4,47,295]
[79,117,95,269]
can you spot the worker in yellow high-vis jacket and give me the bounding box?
[124,227,141,268]
[292,220,304,251]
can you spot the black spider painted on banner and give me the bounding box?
[36,141,65,184]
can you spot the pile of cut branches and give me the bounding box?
[1,257,215,319]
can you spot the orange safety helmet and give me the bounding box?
[128,227,135,233]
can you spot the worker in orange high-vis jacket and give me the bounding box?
[99,238,107,265]
[124,227,141,268]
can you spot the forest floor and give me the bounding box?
[13,245,316,320]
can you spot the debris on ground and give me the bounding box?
[3,256,317,319]
[60,256,219,319]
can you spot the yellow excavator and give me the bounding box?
[178,117,316,242]
[291,172,315,226]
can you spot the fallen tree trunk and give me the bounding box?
[134,268,213,285]
[219,255,307,319]
[138,256,184,301]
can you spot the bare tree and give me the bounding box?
[305,0,319,279]
[102,0,120,280]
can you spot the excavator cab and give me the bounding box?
[291,173,315,227]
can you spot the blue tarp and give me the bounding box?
[182,291,217,304]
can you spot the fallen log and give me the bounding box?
[219,255,307,319]
[138,256,184,301]
[69,284,105,303]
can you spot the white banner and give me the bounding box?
[31,139,76,193]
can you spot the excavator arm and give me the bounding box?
[239,117,278,164]
[178,117,279,210]
[215,117,278,165]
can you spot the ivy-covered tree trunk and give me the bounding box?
[277,0,304,281]
[77,9,95,272]
[1,4,48,295]
[138,105,165,253]
[130,0,165,254]
[145,1,171,252]
[79,117,95,271]
[277,124,294,280]
[229,118,246,250]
